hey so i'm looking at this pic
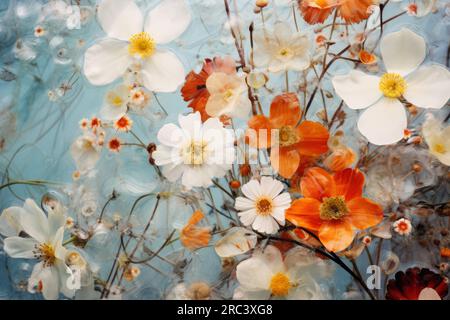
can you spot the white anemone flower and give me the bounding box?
[205,73,252,119]
[3,199,74,300]
[234,245,327,300]
[253,21,310,73]
[152,112,235,189]
[70,133,101,173]
[332,28,450,145]
[422,113,450,166]
[235,177,291,234]
[83,0,191,92]
[100,85,130,120]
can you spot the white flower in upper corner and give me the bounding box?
[235,177,291,234]
[253,21,310,73]
[70,133,101,173]
[205,73,252,119]
[83,0,191,92]
[332,28,450,145]
[422,113,450,166]
[152,112,235,189]
[393,218,412,236]
[3,199,74,300]
[234,245,327,300]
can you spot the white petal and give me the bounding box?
[0,207,23,237]
[357,98,407,145]
[83,39,131,86]
[157,123,184,147]
[273,192,291,208]
[260,177,283,198]
[30,263,59,300]
[238,209,258,226]
[144,0,191,44]
[178,112,201,137]
[161,163,184,181]
[404,64,450,109]
[241,179,262,200]
[236,256,273,291]
[235,197,255,211]
[332,70,382,110]
[252,215,279,234]
[141,49,185,92]
[153,145,183,166]
[21,199,49,243]
[97,0,143,41]
[271,207,286,225]
[381,28,426,76]
[3,237,39,259]
[214,227,257,258]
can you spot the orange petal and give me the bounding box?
[181,210,211,251]
[338,0,373,24]
[247,115,272,149]
[269,93,302,128]
[300,167,336,201]
[346,197,384,230]
[285,198,323,231]
[318,219,355,252]
[324,147,356,172]
[270,148,300,179]
[333,168,364,201]
[296,121,329,156]
[300,0,336,25]
[359,50,377,65]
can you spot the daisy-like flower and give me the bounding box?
[247,93,329,179]
[108,137,122,152]
[234,245,327,300]
[386,267,448,300]
[253,22,310,73]
[235,177,291,234]
[3,199,74,300]
[393,218,412,236]
[299,0,374,25]
[152,112,235,189]
[181,56,237,122]
[83,0,191,92]
[114,115,133,132]
[332,28,450,145]
[34,25,45,37]
[286,167,384,252]
[422,113,450,166]
[205,72,251,119]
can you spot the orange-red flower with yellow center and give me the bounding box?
[285,167,383,252]
[247,93,329,179]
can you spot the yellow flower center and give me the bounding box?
[320,196,348,220]
[269,272,291,297]
[433,143,446,154]
[279,48,293,58]
[379,73,406,98]
[128,32,155,59]
[223,89,235,102]
[35,243,56,267]
[256,197,273,216]
[279,126,298,147]
[183,140,208,165]
[111,95,123,106]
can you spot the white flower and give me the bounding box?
[214,227,257,258]
[70,133,101,173]
[205,73,252,119]
[393,218,412,236]
[253,22,310,73]
[332,28,450,145]
[422,113,450,166]
[3,199,74,300]
[152,112,235,189]
[100,85,129,120]
[83,0,191,92]
[235,177,291,234]
[234,245,327,300]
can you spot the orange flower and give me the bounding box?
[114,115,133,132]
[247,93,329,179]
[286,167,383,252]
[181,56,236,122]
[299,0,374,25]
[359,50,377,65]
[108,137,121,152]
[440,247,450,258]
[180,210,211,251]
[324,147,356,171]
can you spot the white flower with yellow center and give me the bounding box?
[70,133,101,173]
[234,245,328,300]
[3,199,75,300]
[235,177,291,234]
[83,0,191,92]
[205,73,252,119]
[253,22,310,73]
[152,112,235,189]
[422,113,450,166]
[332,28,450,145]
